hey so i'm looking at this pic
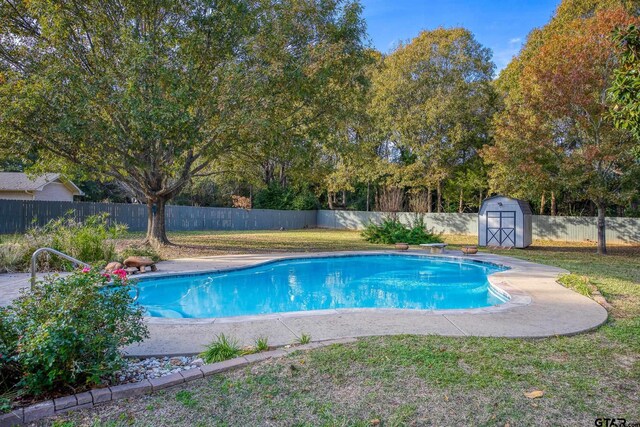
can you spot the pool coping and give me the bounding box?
[122,250,609,356]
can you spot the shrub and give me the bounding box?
[362,217,443,245]
[0,214,126,273]
[199,333,243,363]
[1,269,148,395]
[40,213,126,265]
[0,307,20,399]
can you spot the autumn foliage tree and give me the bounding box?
[485,3,640,254]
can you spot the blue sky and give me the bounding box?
[360,0,560,73]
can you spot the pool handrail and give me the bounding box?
[31,247,90,289]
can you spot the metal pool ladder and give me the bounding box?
[31,248,90,289]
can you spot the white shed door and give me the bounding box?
[486,211,516,247]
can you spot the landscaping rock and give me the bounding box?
[115,356,200,383]
[123,256,155,268]
[104,261,123,273]
[123,256,157,274]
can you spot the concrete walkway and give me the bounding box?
[0,251,608,357]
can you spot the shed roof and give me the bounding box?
[480,195,532,215]
[0,173,84,195]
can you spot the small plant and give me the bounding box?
[200,333,243,363]
[362,217,443,245]
[255,336,270,352]
[296,333,312,345]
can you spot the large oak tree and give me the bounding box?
[0,0,367,246]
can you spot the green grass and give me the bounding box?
[51,230,640,426]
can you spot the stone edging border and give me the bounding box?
[0,338,357,427]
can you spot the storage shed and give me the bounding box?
[478,196,532,248]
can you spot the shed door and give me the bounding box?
[486,211,516,247]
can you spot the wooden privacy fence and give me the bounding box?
[0,200,316,234]
[0,201,638,243]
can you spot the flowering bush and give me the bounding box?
[0,268,147,396]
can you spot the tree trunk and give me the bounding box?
[539,192,546,215]
[436,181,442,213]
[596,201,607,255]
[550,192,557,216]
[478,190,483,209]
[146,197,170,247]
[327,190,334,210]
[342,190,347,207]
[366,182,370,212]
[458,188,463,213]
[427,187,432,213]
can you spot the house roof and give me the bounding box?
[0,172,84,195]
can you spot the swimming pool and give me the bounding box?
[134,255,509,319]
[136,254,509,318]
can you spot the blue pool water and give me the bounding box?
[134,255,508,318]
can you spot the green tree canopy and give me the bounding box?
[370,28,496,212]
[0,0,368,245]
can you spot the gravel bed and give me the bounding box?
[116,356,205,383]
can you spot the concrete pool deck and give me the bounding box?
[0,250,609,357]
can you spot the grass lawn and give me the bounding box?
[53,230,640,426]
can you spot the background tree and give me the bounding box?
[0,0,367,245]
[369,28,496,213]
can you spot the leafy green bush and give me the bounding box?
[361,217,443,245]
[0,306,20,400]
[0,269,148,396]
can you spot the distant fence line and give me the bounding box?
[316,210,640,244]
[0,200,315,234]
[0,200,638,244]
